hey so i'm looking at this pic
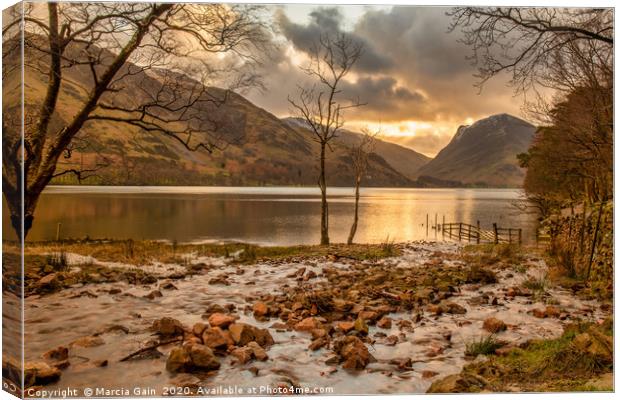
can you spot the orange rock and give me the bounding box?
[207,313,236,328]
[294,317,322,332]
[253,302,269,318]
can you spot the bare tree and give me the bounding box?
[2,2,269,239]
[448,7,613,95]
[347,128,376,245]
[288,33,364,245]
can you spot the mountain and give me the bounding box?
[416,114,536,187]
[281,118,430,181]
[5,36,427,187]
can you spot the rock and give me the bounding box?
[166,344,220,372]
[202,327,231,351]
[545,305,561,318]
[231,347,254,364]
[192,322,208,337]
[336,321,355,333]
[42,346,68,361]
[532,308,547,318]
[311,329,328,339]
[483,317,507,333]
[422,370,439,379]
[253,302,269,319]
[427,373,490,393]
[247,341,268,361]
[207,313,236,329]
[24,361,61,386]
[358,310,381,324]
[160,281,178,290]
[309,337,328,351]
[384,335,399,346]
[333,336,372,370]
[202,304,228,318]
[152,317,184,338]
[228,323,274,347]
[94,359,108,367]
[377,317,392,329]
[166,347,192,372]
[38,273,58,287]
[442,302,467,314]
[188,344,220,370]
[294,317,322,332]
[354,317,369,336]
[389,357,412,370]
[144,290,163,300]
[70,335,105,348]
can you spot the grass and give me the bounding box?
[463,320,613,392]
[14,238,402,267]
[465,335,504,357]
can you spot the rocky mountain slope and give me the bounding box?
[416,114,535,187]
[8,38,426,187]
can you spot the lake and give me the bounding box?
[3,186,537,245]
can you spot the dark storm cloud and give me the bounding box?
[275,8,394,73]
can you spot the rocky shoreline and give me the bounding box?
[2,240,612,395]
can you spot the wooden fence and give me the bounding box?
[440,221,522,245]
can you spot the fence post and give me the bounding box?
[518,229,522,245]
[458,223,462,242]
[56,222,62,241]
[493,223,498,244]
[426,214,429,237]
[476,220,480,244]
[442,215,445,240]
[434,213,438,238]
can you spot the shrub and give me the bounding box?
[465,335,503,357]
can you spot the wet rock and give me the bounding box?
[94,359,108,367]
[336,321,355,333]
[208,277,230,286]
[202,304,228,319]
[247,341,268,361]
[422,370,439,379]
[354,317,369,336]
[311,328,328,339]
[309,337,329,351]
[166,347,192,372]
[443,302,467,314]
[166,344,220,372]
[192,322,208,337]
[377,317,392,329]
[24,361,61,386]
[389,357,412,370]
[333,336,372,370]
[169,373,201,388]
[188,344,221,370]
[427,373,490,393]
[160,282,178,290]
[228,323,274,348]
[70,335,105,348]
[294,317,322,332]
[303,270,317,281]
[42,346,68,361]
[483,317,507,333]
[144,290,163,300]
[202,327,232,351]
[545,305,561,318]
[230,347,253,364]
[38,273,58,287]
[253,302,269,319]
[207,313,236,329]
[152,317,184,338]
[384,335,399,346]
[358,310,381,324]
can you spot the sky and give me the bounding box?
[242,5,526,157]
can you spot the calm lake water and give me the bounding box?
[4,186,537,244]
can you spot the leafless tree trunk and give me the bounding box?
[2,3,268,239]
[288,34,364,245]
[347,129,376,245]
